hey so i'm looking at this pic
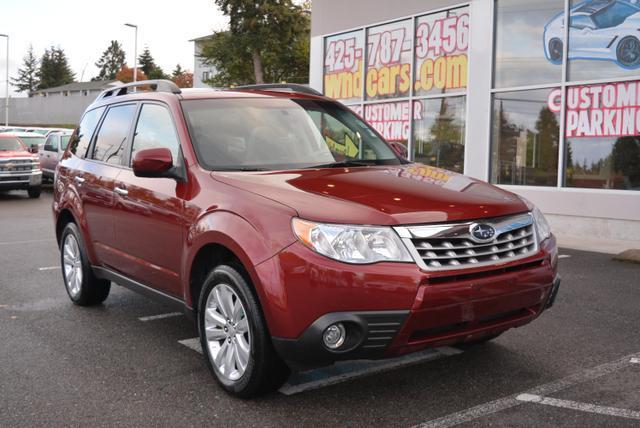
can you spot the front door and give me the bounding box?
[112,103,185,297]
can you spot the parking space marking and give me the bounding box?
[516,394,640,420]
[558,255,571,259]
[414,351,640,428]
[177,337,462,395]
[38,266,58,271]
[631,358,640,364]
[0,238,55,246]
[178,338,202,353]
[139,312,183,322]
[280,347,462,396]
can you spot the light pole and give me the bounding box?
[124,23,138,82]
[0,34,8,126]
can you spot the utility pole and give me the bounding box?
[124,23,138,83]
[0,34,9,126]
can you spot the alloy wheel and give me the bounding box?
[617,37,640,67]
[62,234,83,298]
[204,283,251,381]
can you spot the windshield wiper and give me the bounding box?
[306,160,375,169]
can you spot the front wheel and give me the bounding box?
[616,36,640,68]
[198,264,289,398]
[28,186,41,198]
[60,223,111,306]
[548,38,563,63]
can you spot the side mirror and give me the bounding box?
[30,144,39,154]
[389,142,408,159]
[132,148,176,179]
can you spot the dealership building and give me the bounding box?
[308,0,640,250]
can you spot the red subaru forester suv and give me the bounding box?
[53,80,560,397]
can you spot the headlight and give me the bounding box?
[532,206,552,242]
[292,218,412,264]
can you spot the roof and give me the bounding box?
[33,80,123,94]
[189,34,214,42]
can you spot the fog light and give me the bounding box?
[322,323,346,349]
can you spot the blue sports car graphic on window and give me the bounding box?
[544,0,640,68]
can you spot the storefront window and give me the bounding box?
[324,30,364,103]
[493,0,564,88]
[413,96,466,173]
[561,80,640,190]
[414,7,469,97]
[491,89,560,186]
[364,101,410,149]
[365,19,413,100]
[567,0,640,81]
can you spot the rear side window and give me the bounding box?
[70,107,105,157]
[91,104,136,165]
[131,104,180,164]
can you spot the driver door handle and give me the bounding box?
[114,187,128,196]
[74,176,85,184]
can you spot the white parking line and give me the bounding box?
[139,312,183,322]
[516,394,640,420]
[0,238,55,246]
[414,351,640,428]
[631,358,640,364]
[178,337,202,353]
[38,266,58,271]
[558,255,571,259]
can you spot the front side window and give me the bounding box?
[60,135,71,151]
[70,107,106,157]
[181,98,400,171]
[131,104,180,164]
[44,135,58,151]
[91,104,136,165]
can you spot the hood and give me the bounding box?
[0,150,33,159]
[213,164,529,226]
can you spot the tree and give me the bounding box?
[115,65,148,83]
[171,65,193,88]
[201,0,310,86]
[138,46,167,80]
[94,40,126,81]
[37,47,75,90]
[11,45,40,93]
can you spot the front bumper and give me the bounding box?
[264,236,559,365]
[0,169,42,189]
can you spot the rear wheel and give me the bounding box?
[548,38,563,63]
[616,36,640,68]
[28,186,41,198]
[198,264,289,398]
[60,223,111,306]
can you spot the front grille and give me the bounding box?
[395,213,538,271]
[0,158,38,173]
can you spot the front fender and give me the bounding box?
[183,210,296,310]
[54,182,99,265]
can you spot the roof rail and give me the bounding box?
[231,83,323,96]
[97,79,182,100]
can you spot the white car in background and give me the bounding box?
[544,0,640,68]
[3,132,47,152]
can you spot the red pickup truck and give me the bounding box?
[0,133,42,198]
[52,81,560,398]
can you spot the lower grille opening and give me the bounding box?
[428,259,544,285]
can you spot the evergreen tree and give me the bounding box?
[172,64,183,78]
[94,40,126,80]
[11,45,40,93]
[37,47,75,89]
[137,46,167,79]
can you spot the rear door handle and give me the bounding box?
[74,176,85,184]
[114,187,128,196]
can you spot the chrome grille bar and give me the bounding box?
[395,213,538,271]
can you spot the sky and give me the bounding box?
[0,0,228,97]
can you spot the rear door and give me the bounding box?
[79,103,137,268]
[112,102,185,297]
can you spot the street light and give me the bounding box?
[124,23,138,83]
[0,34,8,126]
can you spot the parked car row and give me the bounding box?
[0,133,43,198]
[0,125,71,137]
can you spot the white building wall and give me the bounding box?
[193,40,217,88]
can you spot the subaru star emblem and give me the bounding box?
[470,223,496,243]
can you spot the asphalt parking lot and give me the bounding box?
[1,188,639,427]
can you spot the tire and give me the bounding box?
[616,36,640,68]
[60,223,111,306]
[548,38,563,63]
[28,186,41,199]
[198,264,289,398]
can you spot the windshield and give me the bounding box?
[0,137,26,151]
[592,2,637,28]
[181,98,401,171]
[19,135,46,147]
[60,135,71,150]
